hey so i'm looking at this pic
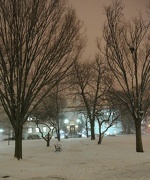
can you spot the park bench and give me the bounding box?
[54,144,62,152]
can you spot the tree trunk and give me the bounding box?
[47,132,50,147]
[86,128,89,138]
[47,140,50,147]
[8,129,11,145]
[57,126,60,141]
[90,120,95,140]
[98,123,102,144]
[135,120,144,152]
[14,126,23,160]
[126,124,131,134]
[98,133,102,144]
[85,120,89,138]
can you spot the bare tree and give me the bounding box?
[36,121,54,147]
[95,107,120,144]
[0,0,85,159]
[70,54,112,140]
[121,114,135,134]
[112,90,135,134]
[99,0,150,152]
[34,84,67,142]
[51,84,68,141]
[78,111,90,138]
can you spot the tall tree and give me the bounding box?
[99,0,150,152]
[34,84,67,142]
[111,90,135,134]
[0,0,85,159]
[70,55,112,140]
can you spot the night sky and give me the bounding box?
[69,0,149,59]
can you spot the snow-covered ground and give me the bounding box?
[0,134,150,180]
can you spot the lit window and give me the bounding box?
[64,119,69,124]
[28,127,32,133]
[43,126,47,132]
[35,128,39,132]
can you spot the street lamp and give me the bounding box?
[64,119,69,124]
[76,119,81,123]
[0,129,3,133]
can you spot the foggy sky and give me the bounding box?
[69,0,149,60]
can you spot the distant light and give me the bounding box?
[148,124,150,127]
[64,119,69,124]
[43,126,47,132]
[0,129,4,133]
[28,127,32,133]
[76,119,80,123]
[35,128,39,132]
[27,117,32,121]
[60,130,64,133]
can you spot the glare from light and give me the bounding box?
[0,129,4,133]
[76,119,81,123]
[35,127,39,132]
[64,119,69,124]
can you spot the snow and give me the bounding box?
[0,134,150,180]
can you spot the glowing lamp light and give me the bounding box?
[0,129,4,133]
[76,119,81,123]
[64,119,69,124]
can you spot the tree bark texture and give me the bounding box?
[98,133,102,144]
[14,126,23,160]
[135,120,144,152]
[90,120,95,140]
[0,0,84,159]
